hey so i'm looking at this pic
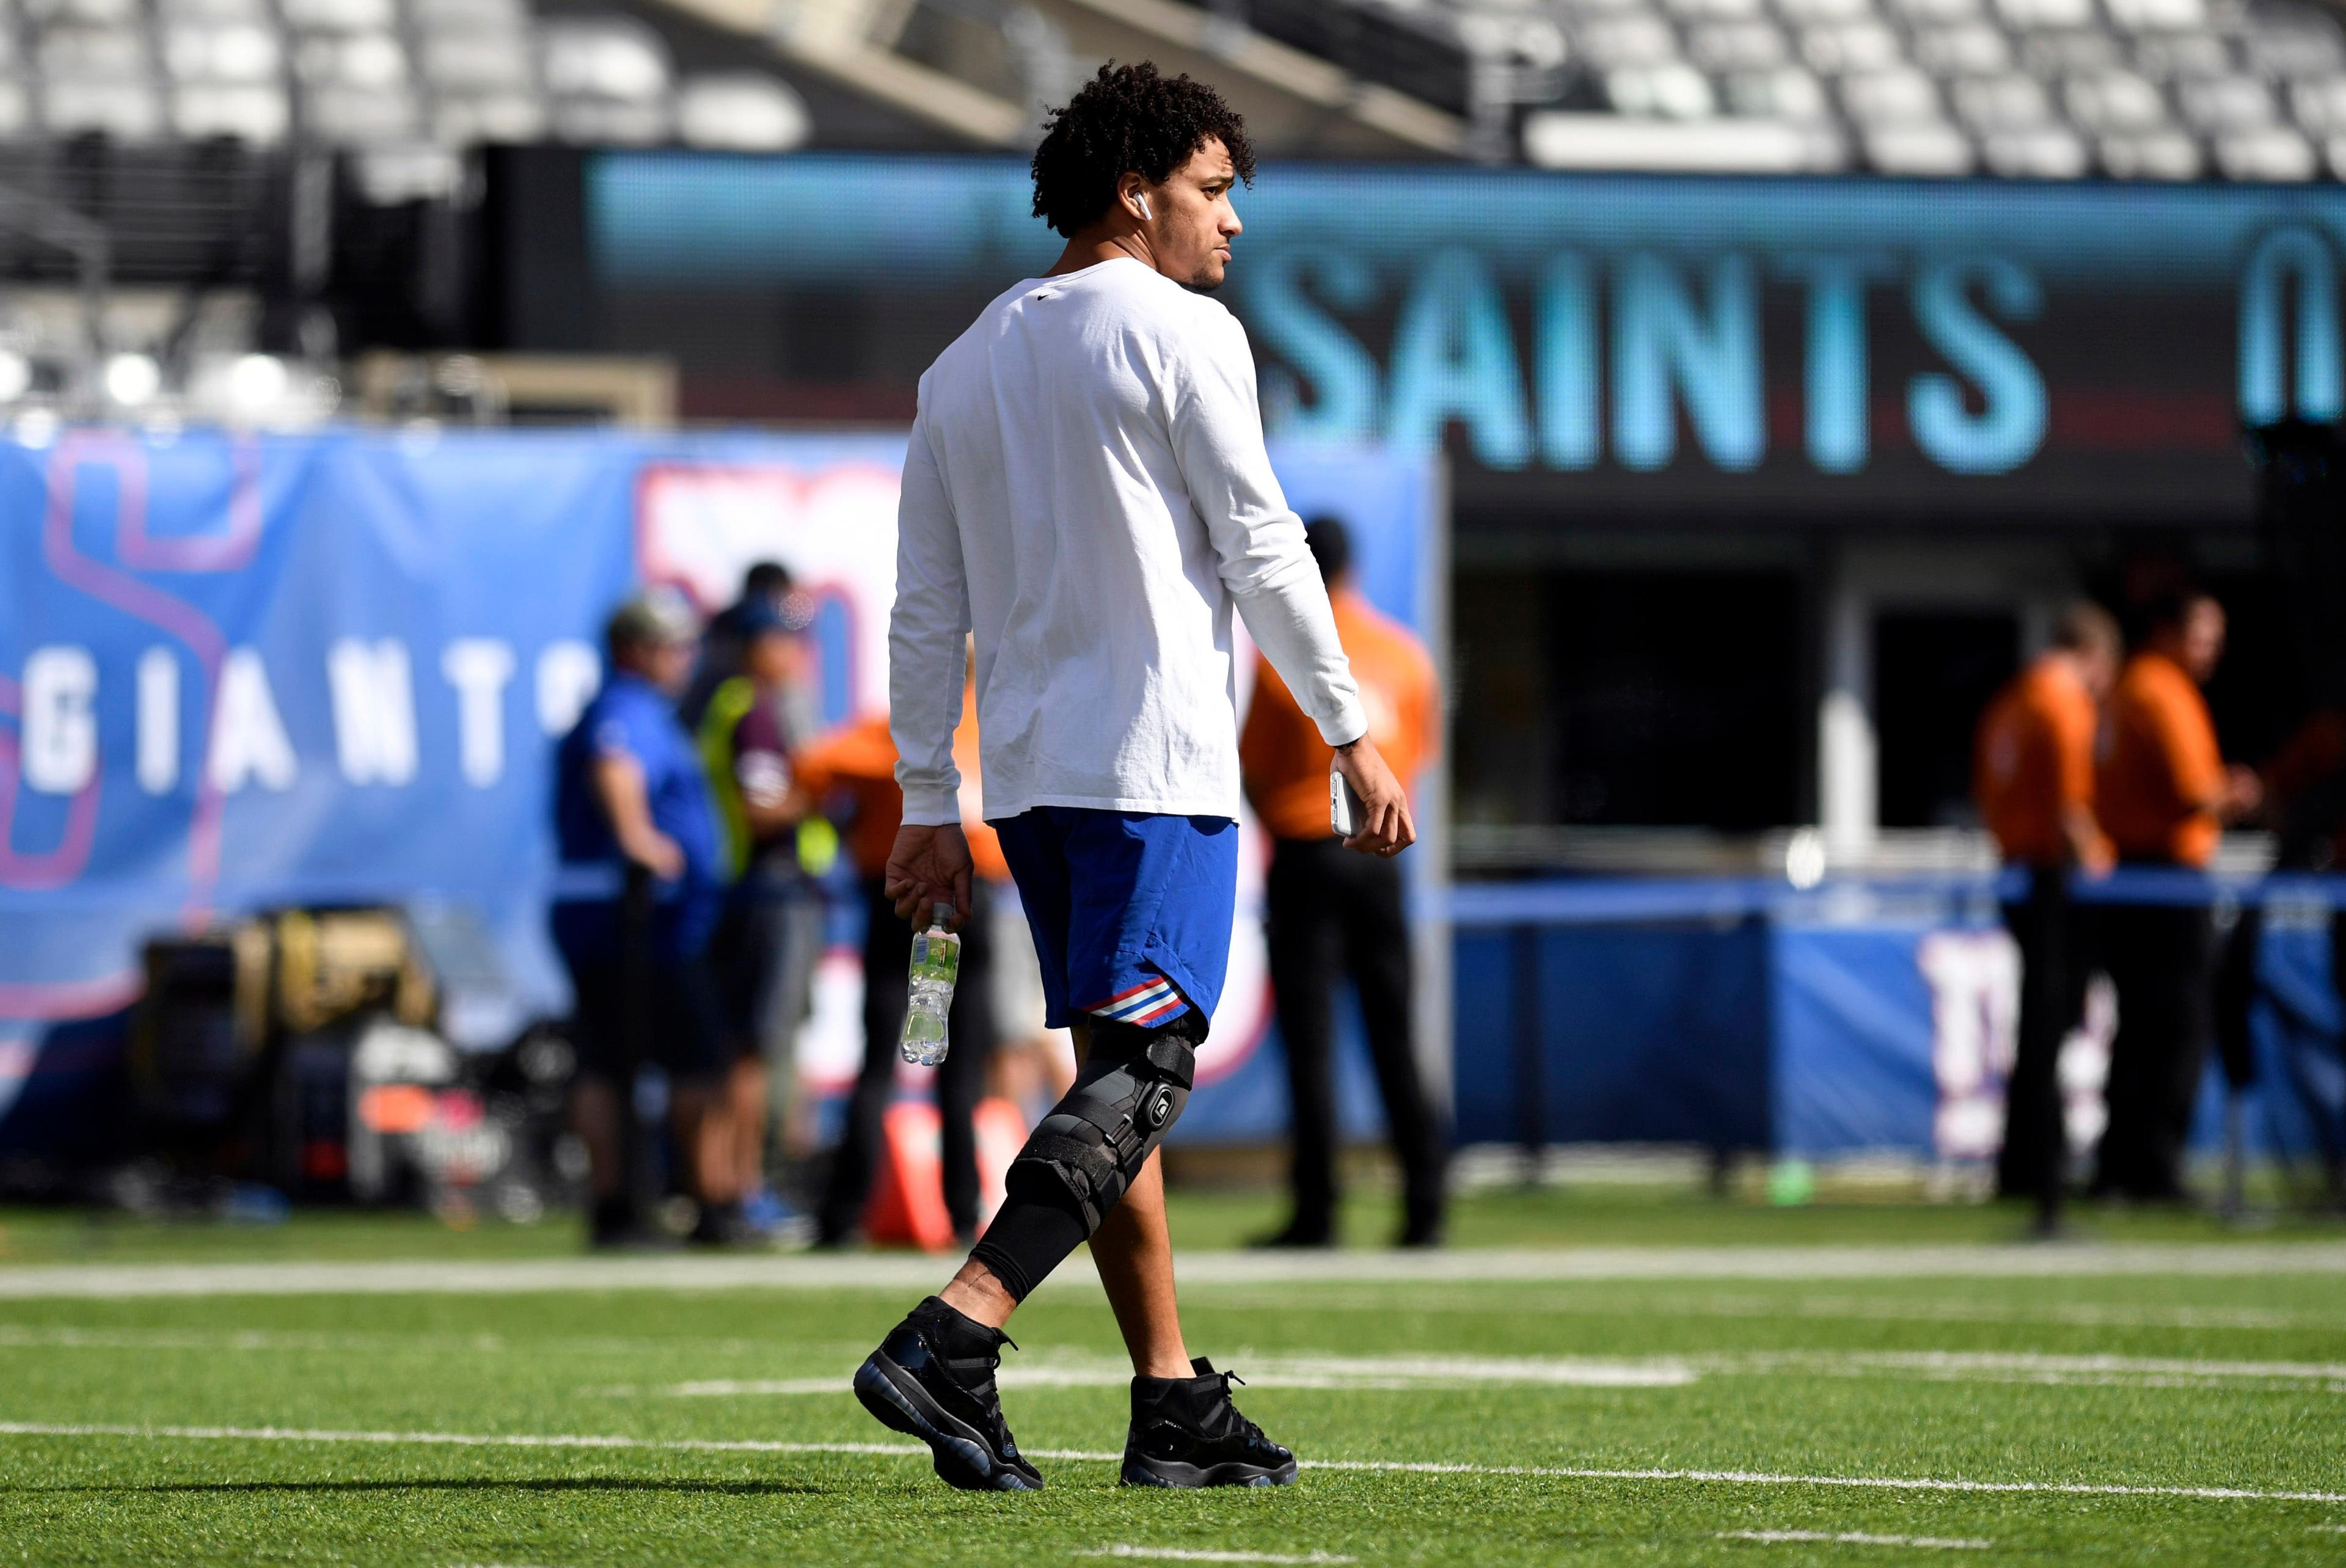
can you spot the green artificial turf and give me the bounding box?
[1,1192,2342,1564]
[4,1181,2328,1267]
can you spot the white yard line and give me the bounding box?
[608,1349,2346,1400]
[1703,1350,2346,1391]
[1718,1531,1992,1549]
[1202,1289,2346,1335]
[3,1243,2345,1299]
[637,1356,1699,1396]
[0,1324,875,1360]
[1078,1550,1359,1564]
[1,1420,2341,1505]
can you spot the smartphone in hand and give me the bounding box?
[1330,766,1366,838]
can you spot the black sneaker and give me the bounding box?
[1121,1358,1296,1488]
[1246,1221,1334,1250]
[853,1297,1043,1492]
[686,1202,764,1249]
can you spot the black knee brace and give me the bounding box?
[1008,1011,1204,1234]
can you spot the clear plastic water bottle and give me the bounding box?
[899,901,960,1066]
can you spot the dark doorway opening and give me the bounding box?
[1873,610,2019,830]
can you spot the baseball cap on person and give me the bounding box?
[736,590,816,639]
[605,586,700,650]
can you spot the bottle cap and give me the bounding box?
[933,900,953,927]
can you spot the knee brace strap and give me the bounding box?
[1010,1015,1199,1233]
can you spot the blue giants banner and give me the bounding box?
[1452,881,2343,1166]
[0,427,901,1033]
[0,426,1439,1150]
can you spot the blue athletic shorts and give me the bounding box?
[991,808,1239,1034]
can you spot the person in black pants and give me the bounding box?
[2095,899,2218,1201]
[819,877,998,1245]
[1261,839,1445,1245]
[1974,603,2119,1230]
[1239,518,1445,1247]
[2000,869,2096,1218]
[2092,590,2260,1202]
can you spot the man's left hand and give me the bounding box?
[1334,734,1417,858]
[885,823,974,927]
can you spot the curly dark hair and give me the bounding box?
[1030,61,1255,239]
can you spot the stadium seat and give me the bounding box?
[1607,62,1719,115]
[2063,68,2171,133]
[1913,25,2013,76]
[1579,14,1683,70]
[1688,21,1791,73]
[431,92,547,146]
[163,21,282,84]
[2177,74,2278,134]
[1981,122,2089,174]
[2098,126,2204,177]
[676,73,811,151]
[172,81,288,142]
[1951,72,2053,133]
[2291,76,2346,136]
[2213,123,2317,179]
[280,0,393,31]
[1802,21,1905,75]
[538,15,673,147]
[2132,33,2231,79]
[1863,117,1976,172]
[1720,64,1832,119]
[24,0,142,22]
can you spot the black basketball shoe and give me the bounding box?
[1121,1358,1297,1487]
[853,1297,1043,1491]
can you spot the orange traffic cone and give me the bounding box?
[865,1095,1036,1250]
[973,1096,1029,1234]
[864,1100,953,1252]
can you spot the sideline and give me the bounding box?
[4,1242,2346,1299]
[0,1420,2341,1506]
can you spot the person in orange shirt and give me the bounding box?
[2092,590,2260,1203]
[1973,601,2119,1231]
[1239,518,1445,1248]
[799,679,1010,1247]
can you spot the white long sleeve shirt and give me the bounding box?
[890,257,1368,826]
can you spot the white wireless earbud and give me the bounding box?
[1135,194,1152,221]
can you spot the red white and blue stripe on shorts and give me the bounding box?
[1085,974,1188,1027]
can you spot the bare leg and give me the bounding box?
[569,1079,624,1199]
[728,1057,769,1198]
[940,1256,1019,1327]
[671,1084,733,1205]
[1088,1148,1192,1377]
[937,1020,1192,1378]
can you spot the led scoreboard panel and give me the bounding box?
[584,154,2346,526]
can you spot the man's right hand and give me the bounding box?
[885,822,974,927]
[1334,734,1416,858]
[623,830,686,881]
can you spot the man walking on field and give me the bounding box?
[853,62,1415,1491]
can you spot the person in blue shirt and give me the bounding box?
[551,588,736,1249]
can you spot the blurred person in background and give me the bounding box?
[686,561,803,728]
[700,592,827,1243]
[988,889,1080,1124]
[1240,516,1445,1249]
[2093,589,2261,1203]
[550,589,734,1249]
[1974,600,2120,1233]
[798,671,1003,1249]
